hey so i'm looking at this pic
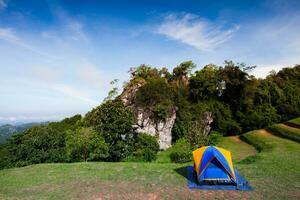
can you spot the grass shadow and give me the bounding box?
[174,166,189,180]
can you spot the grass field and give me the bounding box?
[285,117,300,128]
[268,123,300,142]
[0,124,300,199]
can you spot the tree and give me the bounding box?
[172,61,196,85]
[136,77,175,121]
[85,99,136,161]
[189,64,219,101]
[66,127,109,161]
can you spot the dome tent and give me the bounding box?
[187,146,252,190]
[193,146,236,184]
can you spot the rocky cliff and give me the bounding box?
[121,83,176,150]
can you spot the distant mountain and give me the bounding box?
[0,122,47,144]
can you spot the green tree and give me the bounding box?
[66,127,109,161]
[189,64,219,101]
[85,99,136,161]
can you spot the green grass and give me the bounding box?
[218,136,257,162]
[0,126,300,199]
[240,130,274,152]
[237,129,300,199]
[286,117,300,127]
[155,148,173,163]
[268,124,300,142]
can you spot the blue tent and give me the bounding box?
[188,146,252,190]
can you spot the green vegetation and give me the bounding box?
[1,124,299,199]
[0,122,44,144]
[169,138,192,163]
[285,117,300,128]
[218,136,256,162]
[124,133,160,162]
[268,124,300,142]
[0,61,300,170]
[240,130,273,152]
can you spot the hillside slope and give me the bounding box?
[0,123,299,199]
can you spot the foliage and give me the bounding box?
[136,77,174,121]
[1,61,300,170]
[128,133,159,162]
[169,138,192,163]
[207,131,223,146]
[85,99,136,161]
[189,64,219,101]
[0,125,67,169]
[65,127,109,161]
[1,128,300,199]
[185,121,208,148]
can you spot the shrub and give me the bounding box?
[129,133,159,162]
[169,138,192,163]
[208,131,223,145]
[65,127,109,162]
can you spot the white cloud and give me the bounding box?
[0,0,7,10]
[0,27,19,42]
[46,7,88,42]
[249,64,291,78]
[156,13,239,51]
[0,27,56,58]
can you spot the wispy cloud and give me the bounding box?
[156,13,239,51]
[0,0,7,10]
[0,27,56,58]
[42,7,88,42]
[0,27,19,42]
[31,64,100,105]
[250,64,292,78]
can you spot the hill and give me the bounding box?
[0,120,299,199]
[0,122,46,144]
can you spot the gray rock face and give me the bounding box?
[133,107,176,150]
[121,83,176,150]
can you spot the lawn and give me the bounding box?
[0,126,300,199]
[268,123,300,142]
[285,117,300,128]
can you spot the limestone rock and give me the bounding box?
[120,83,176,150]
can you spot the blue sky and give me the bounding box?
[0,0,300,123]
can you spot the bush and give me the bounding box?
[169,139,192,163]
[65,127,109,162]
[170,150,191,163]
[208,131,223,145]
[130,133,160,162]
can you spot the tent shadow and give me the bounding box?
[174,166,189,180]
